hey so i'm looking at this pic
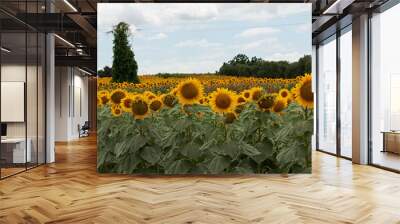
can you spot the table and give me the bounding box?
[381,131,400,154]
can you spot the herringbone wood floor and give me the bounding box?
[1,136,400,224]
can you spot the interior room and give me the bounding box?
[0,0,400,223]
[370,3,400,171]
[0,11,46,178]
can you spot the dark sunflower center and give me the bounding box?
[215,94,231,109]
[238,97,245,103]
[252,91,262,101]
[150,100,162,111]
[163,94,176,107]
[101,96,109,104]
[111,91,126,104]
[258,96,274,109]
[244,92,250,98]
[132,100,148,116]
[300,81,313,102]
[181,83,199,99]
[115,108,121,114]
[281,91,288,98]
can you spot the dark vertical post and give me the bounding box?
[336,28,341,157]
[36,0,39,167]
[25,0,28,171]
[315,45,320,151]
[44,0,48,164]
[367,11,373,165]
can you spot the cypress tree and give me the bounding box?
[112,22,139,83]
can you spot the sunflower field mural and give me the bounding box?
[97,3,312,174]
[97,74,313,174]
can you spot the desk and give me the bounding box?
[382,131,400,154]
[1,138,31,163]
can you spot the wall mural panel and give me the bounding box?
[97,3,313,174]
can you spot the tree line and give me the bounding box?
[217,54,311,78]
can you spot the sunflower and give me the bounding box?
[110,89,127,104]
[176,78,204,105]
[209,88,237,113]
[257,94,277,112]
[131,96,150,120]
[272,98,288,114]
[121,96,134,112]
[143,91,157,101]
[149,97,163,112]
[111,104,123,117]
[293,74,313,108]
[98,90,110,106]
[98,90,109,96]
[278,89,291,100]
[162,94,177,108]
[250,87,263,101]
[241,90,251,100]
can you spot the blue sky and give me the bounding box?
[97,3,311,74]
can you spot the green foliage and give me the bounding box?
[97,66,112,77]
[112,22,139,83]
[97,103,313,174]
[218,54,311,78]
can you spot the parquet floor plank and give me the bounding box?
[0,136,399,223]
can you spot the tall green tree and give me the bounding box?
[112,22,139,83]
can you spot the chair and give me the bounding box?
[79,121,90,138]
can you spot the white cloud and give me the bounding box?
[175,39,221,48]
[296,23,311,33]
[149,32,167,40]
[98,3,219,32]
[165,5,219,21]
[266,52,303,62]
[240,38,280,50]
[215,3,310,22]
[98,3,309,33]
[236,27,279,38]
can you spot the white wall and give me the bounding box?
[54,67,89,141]
[1,65,26,138]
[1,63,46,164]
[55,66,69,141]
